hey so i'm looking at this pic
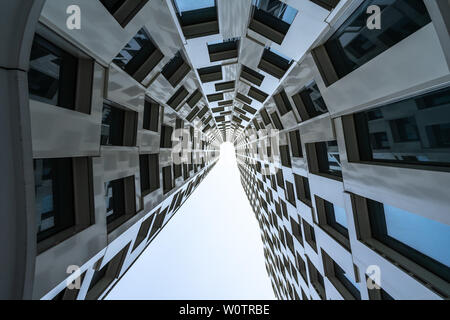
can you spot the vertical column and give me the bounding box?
[0,0,46,299]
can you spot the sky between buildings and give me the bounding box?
[106,142,275,299]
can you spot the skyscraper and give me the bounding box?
[0,0,448,300]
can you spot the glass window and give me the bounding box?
[34,158,75,243]
[161,51,185,82]
[334,262,361,300]
[253,0,298,25]
[113,28,156,76]
[174,0,217,30]
[174,0,215,13]
[293,174,311,205]
[289,130,303,158]
[28,35,77,110]
[104,178,126,225]
[316,141,342,178]
[207,38,239,52]
[267,47,292,65]
[143,100,159,132]
[160,125,173,148]
[368,200,450,282]
[325,0,431,79]
[426,124,450,148]
[390,117,420,142]
[354,86,450,167]
[324,201,348,237]
[101,104,125,146]
[139,155,150,194]
[162,166,173,194]
[370,132,390,149]
[299,82,328,118]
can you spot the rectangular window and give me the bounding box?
[173,164,182,179]
[273,89,293,116]
[104,176,136,233]
[321,0,431,82]
[208,38,239,62]
[29,35,77,110]
[322,250,361,299]
[240,65,265,86]
[85,243,130,300]
[346,86,450,168]
[249,0,298,44]
[143,100,159,132]
[198,65,223,83]
[148,208,168,240]
[258,47,292,79]
[275,169,284,189]
[101,103,137,147]
[260,108,271,126]
[139,154,160,195]
[296,254,307,282]
[303,219,317,252]
[307,140,342,179]
[280,145,292,168]
[161,51,191,87]
[293,174,311,206]
[132,214,154,251]
[34,157,94,253]
[160,125,173,148]
[333,262,360,300]
[367,199,450,283]
[291,217,303,245]
[292,82,328,121]
[174,0,219,39]
[307,257,326,299]
[29,34,93,114]
[270,111,284,130]
[316,196,350,249]
[285,181,296,206]
[162,166,173,194]
[113,28,163,82]
[35,158,74,243]
[289,130,303,158]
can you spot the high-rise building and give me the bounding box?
[0,0,449,300]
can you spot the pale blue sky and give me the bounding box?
[106,143,275,299]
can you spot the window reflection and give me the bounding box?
[113,28,156,75]
[317,141,342,177]
[354,86,450,167]
[368,199,450,282]
[104,178,126,224]
[299,82,328,118]
[324,201,348,237]
[325,0,431,78]
[101,104,125,146]
[28,35,77,110]
[34,158,75,242]
[253,0,298,25]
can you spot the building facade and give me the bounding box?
[235,0,450,300]
[0,0,449,300]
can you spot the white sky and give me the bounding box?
[106,142,275,299]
